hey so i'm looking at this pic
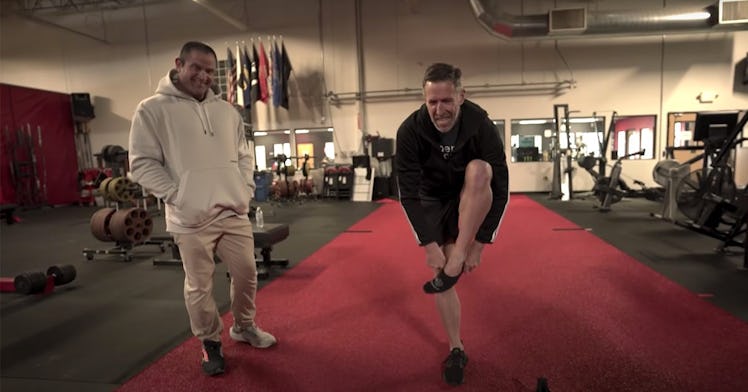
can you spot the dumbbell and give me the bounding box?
[0,264,77,295]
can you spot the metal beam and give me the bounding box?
[192,0,246,31]
[16,11,110,44]
[16,0,160,14]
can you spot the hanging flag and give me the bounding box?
[226,47,237,104]
[258,41,269,103]
[280,42,293,110]
[235,44,243,107]
[251,43,260,103]
[241,45,252,109]
[236,47,247,103]
[272,40,282,108]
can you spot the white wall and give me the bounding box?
[1,0,746,192]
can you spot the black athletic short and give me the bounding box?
[421,197,460,246]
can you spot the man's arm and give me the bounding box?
[128,105,179,204]
[474,119,509,244]
[237,120,255,199]
[396,122,438,246]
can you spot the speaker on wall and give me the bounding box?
[71,93,95,120]
[371,138,394,159]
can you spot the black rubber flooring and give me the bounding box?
[0,198,382,392]
[527,192,747,322]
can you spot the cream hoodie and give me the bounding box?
[129,70,255,233]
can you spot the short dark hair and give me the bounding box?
[179,41,217,63]
[422,63,462,88]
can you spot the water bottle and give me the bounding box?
[255,206,264,228]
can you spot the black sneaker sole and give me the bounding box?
[202,363,225,376]
[443,368,464,386]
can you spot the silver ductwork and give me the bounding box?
[470,0,748,39]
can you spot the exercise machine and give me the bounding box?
[270,154,299,200]
[550,104,575,200]
[297,154,316,196]
[580,149,663,212]
[576,110,662,211]
[651,110,747,267]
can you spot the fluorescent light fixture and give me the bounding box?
[295,129,310,134]
[327,128,334,132]
[661,11,711,21]
[254,131,268,137]
[569,117,597,123]
[518,119,550,125]
[283,130,291,134]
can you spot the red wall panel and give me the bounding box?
[0,84,80,205]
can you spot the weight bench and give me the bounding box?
[253,223,290,279]
[151,222,290,280]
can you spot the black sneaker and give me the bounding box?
[423,269,463,294]
[201,340,225,376]
[442,347,468,385]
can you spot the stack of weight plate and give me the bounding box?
[90,207,153,244]
[98,176,137,203]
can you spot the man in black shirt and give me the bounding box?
[395,63,509,385]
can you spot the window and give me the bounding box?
[673,116,695,148]
[252,127,336,173]
[217,59,229,102]
[611,115,656,160]
[292,127,335,170]
[253,130,292,171]
[509,116,606,163]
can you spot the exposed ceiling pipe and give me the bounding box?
[326,80,575,104]
[469,0,748,40]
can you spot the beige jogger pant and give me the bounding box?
[173,216,257,342]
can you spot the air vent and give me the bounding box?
[549,8,586,33]
[720,0,748,24]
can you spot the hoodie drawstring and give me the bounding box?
[203,106,215,136]
[192,103,214,136]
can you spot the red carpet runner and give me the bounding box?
[118,195,748,391]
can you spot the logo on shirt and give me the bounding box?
[440,145,455,160]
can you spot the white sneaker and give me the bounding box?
[230,325,277,348]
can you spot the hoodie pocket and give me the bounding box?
[170,166,251,228]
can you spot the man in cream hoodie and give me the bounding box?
[129,41,276,376]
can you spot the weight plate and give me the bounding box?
[14,272,47,294]
[90,207,116,241]
[46,264,77,285]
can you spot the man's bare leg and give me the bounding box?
[443,159,493,277]
[436,243,463,350]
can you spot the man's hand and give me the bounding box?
[464,241,485,272]
[424,242,446,272]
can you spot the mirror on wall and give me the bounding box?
[610,115,657,160]
[492,119,506,151]
[253,127,336,172]
[293,127,335,169]
[253,129,292,171]
[509,116,606,163]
